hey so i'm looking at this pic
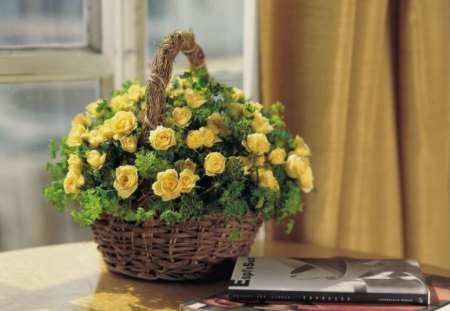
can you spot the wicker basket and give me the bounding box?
[90,31,264,281]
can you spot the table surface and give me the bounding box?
[0,240,447,311]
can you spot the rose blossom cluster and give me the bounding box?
[60,75,313,207]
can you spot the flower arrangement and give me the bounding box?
[45,68,313,233]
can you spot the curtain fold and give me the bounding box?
[260,0,448,269]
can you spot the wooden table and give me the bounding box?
[0,240,447,311]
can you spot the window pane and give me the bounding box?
[0,80,99,251]
[0,0,86,47]
[147,0,243,88]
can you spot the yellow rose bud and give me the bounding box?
[87,129,105,148]
[204,152,226,176]
[149,126,176,151]
[109,111,137,139]
[152,169,181,201]
[87,150,106,170]
[179,169,200,193]
[232,87,245,101]
[185,89,207,109]
[242,133,271,155]
[269,147,286,164]
[175,158,197,172]
[285,154,309,179]
[258,169,279,190]
[66,124,88,146]
[200,127,222,148]
[110,95,136,112]
[71,113,91,127]
[243,102,263,118]
[255,156,265,167]
[140,86,146,98]
[98,119,115,139]
[293,135,312,156]
[186,130,204,149]
[252,112,273,134]
[63,171,84,195]
[241,156,253,175]
[300,166,314,193]
[67,154,83,172]
[120,135,137,153]
[114,165,138,199]
[172,106,192,128]
[206,112,229,136]
[86,100,104,118]
[228,102,244,117]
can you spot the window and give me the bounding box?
[147,0,244,88]
[0,0,259,251]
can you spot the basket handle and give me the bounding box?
[143,30,207,137]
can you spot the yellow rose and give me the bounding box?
[206,112,228,136]
[149,126,176,151]
[204,152,226,176]
[228,102,244,117]
[86,100,104,118]
[293,135,312,156]
[120,135,137,153]
[186,130,204,149]
[300,166,314,193]
[71,113,91,127]
[152,169,181,201]
[232,87,245,101]
[242,133,271,155]
[98,119,115,139]
[110,95,135,112]
[200,127,222,148]
[172,107,192,128]
[67,154,83,172]
[179,169,200,193]
[258,169,279,190]
[126,84,143,102]
[66,125,88,146]
[63,171,85,195]
[175,158,197,172]
[252,112,273,134]
[109,111,137,139]
[243,102,263,118]
[177,77,192,89]
[185,89,207,109]
[87,150,106,170]
[114,165,139,199]
[269,147,286,164]
[285,154,309,179]
[87,129,104,148]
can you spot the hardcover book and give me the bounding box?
[227,257,430,305]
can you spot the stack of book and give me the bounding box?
[180,257,450,311]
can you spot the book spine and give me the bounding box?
[228,290,429,305]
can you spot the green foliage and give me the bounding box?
[179,192,205,220]
[228,229,241,242]
[71,189,103,226]
[160,209,182,225]
[44,181,74,212]
[134,149,171,179]
[48,139,57,159]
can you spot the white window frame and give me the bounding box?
[0,0,147,96]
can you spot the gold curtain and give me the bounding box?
[260,0,449,269]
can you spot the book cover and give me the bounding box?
[228,257,430,305]
[180,274,449,311]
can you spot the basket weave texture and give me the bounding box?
[91,211,263,281]
[91,30,263,281]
